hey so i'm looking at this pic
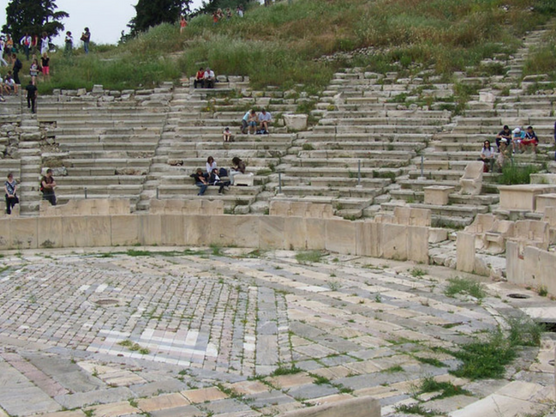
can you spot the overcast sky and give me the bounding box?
[0,0,205,45]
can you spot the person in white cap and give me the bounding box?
[512,127,524,153]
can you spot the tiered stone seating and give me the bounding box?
[36,95,169,210]
[272,70,452,218]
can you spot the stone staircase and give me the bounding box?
[1,21,555,222]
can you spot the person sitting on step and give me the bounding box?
[258,108,272,134]
[209,168,230,194]
[519,126,538,153]
[194,67,204,88]
[192,168,208,196]
[229,157,246,185]
[203,67,215,89]
[495,125,511,152]
[478,140,495,172]
[223,127,234,142]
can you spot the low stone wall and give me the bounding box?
[0,214,429,263]
[506,241,556,295]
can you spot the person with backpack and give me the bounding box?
[4,172,19,215]
[41,169,57,205]
[12,53,22,85]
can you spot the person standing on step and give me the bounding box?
[40,32,49,56]
[25,79,38,114]
[19,33,31,60]
[41,169,57,206]
[180,16,187,33]
[29,58,39,84]
[64,31,73,56]
[41,52,50,80]
[12,54,22,85]
[0,36,8,66]
[4,172,19,215]
[81,28,91,54]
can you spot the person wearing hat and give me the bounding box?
[258,108,272,134]
[512,127,525,153]
[495,125,512,152]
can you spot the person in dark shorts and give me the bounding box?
[41,169,57,205]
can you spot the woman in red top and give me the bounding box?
[180,16,187,33]
[194,67,205,88]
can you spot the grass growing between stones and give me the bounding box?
[270,366,303,376]
[448,316,544,380]
[295,251,325,265]
[444,277,486,299]
[395,404,440,416]
[416,376,471,400]
[497,164,540,185]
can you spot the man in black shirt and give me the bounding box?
[12,54,22,84]
[25,80,38,113]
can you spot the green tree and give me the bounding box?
[2,0,68,41]
[129,0,192,35]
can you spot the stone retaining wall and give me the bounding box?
[0,214,429,263]
[506,241,556,295]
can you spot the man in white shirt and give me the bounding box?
[0,37,7,66]
[20,34,32,60]
[258,108,272,134]
[203,67,215,88]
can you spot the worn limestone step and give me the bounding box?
[277,185,381,199]
[285,157,409,168]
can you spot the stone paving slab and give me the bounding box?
[0,248,555,416]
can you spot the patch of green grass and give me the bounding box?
[311,375,331,385]
[210,244,224,256]
[417,376,471,400]
[415,356,445,368]
[506,315,544,347]
[302,143,315,151]
[382,365,404,373]
[411,267,427,277]
[444,277,486,299]
[295,250,325,265]
[497,163,540,185]
[451,331,515,380]
[395,403,440,416]
[538,286,548,297]
[271,366,303,376]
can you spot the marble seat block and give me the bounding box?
[234,173,254,187]
[535,193,556,213]
[465,213,496,250]
[459,161,484,195]
[424,185,454,205]
[508,220,550,251]
[499,184,556,211]
[393,206,431,227]
[483,220,514,254]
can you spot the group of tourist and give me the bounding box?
[212,6,244,24]
[479,124,543,172]
[192,156,246,196]
[194,67,216,89]
[241,109,272,135]
[4,169,56,215]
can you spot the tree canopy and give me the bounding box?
[128,0,192,35]
[2,0,68,41]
